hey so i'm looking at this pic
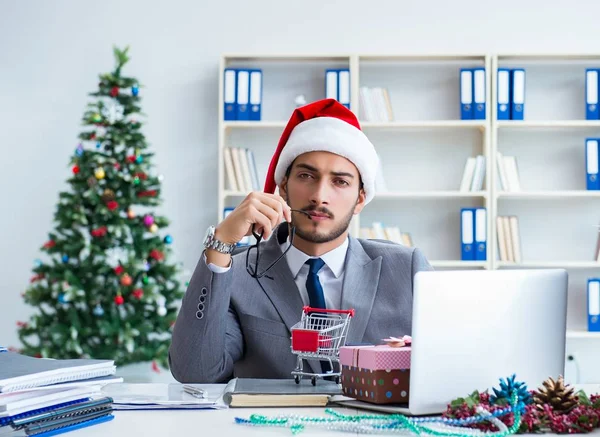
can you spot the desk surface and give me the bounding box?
[80,384,600,437]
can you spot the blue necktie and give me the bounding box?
[305,258,332,375]
[305,258,326,309]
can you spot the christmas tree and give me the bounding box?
[17,46,184,368]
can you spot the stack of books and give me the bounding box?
[360,222,414,247]
[0,349,121,436]
[496,216,522,263]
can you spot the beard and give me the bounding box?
[293,203,356,244]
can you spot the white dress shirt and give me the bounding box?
[204,237,349,309]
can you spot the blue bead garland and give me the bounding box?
[234,391,524,436]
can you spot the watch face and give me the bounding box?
[204,226,214,244]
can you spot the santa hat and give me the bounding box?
[263,98,379,204]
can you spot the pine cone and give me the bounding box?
[532,375,577,414]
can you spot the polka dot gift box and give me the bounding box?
[338,336,411,405]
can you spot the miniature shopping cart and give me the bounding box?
[290,306,355,385]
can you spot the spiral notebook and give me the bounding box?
[0,352,115,394]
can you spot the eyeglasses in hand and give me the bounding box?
[246,209,311,279]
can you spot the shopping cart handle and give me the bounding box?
[302,306,355,316]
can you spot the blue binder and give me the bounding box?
[461,208,475,261]
[235,70,250,121]
[248,69,262,121]
[474,207,487,261]
[586,138,600,190]
[460,69,473,120]
[586,69,599,120]
[325,69,338,101]
[510,69,525,120]
[473,68,486,120]
[338,69,350,109]
[497,68,511,120]
[587,278,600,332]
[223,68,237,121]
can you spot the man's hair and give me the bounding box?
[285,162,364,191]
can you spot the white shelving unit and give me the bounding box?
[567,330,600,339]
[219,53,492,267]
[490,54,600,342]
[218,53,600,339]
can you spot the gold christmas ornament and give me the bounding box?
[149,224,158,233]
[95,167,106,180]
[532,375,577,413]
[101,189,115,202]
[127,209,135,219]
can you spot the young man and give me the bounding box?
[169,98,433,383]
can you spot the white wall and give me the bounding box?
[1,0,599,382]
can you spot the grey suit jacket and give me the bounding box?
[168,223,433,383]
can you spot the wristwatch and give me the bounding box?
[203,225,236,255]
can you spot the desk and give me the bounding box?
[74,407,600,437]
[80,384,600,437]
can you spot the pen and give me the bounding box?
[183,385,206,399]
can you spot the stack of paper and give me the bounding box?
[0,350,121,435]
[101,383,228,410]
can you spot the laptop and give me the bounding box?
[334,268,568,416]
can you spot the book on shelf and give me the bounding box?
[224,147,260,192]
[459,155,486,192]
[358,87,394,122]
[360,222,414,247]
[496,152,521,192]
[496,215,522,263]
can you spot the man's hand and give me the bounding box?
[206,192,291,267]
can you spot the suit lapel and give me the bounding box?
[251,224,322,375]
[340,237,382,344]
[252,224,305,334]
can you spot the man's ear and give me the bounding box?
[353,188,367,215]
[278,177,289,201]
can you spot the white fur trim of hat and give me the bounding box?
[273,117,379,204]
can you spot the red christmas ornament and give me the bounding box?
[90,132,96,140]
[30,274,44,283]
[110,86,119,97]
[106,200,119,211]
[91,226,108,237]
[149,249,164,261]
[114,162,121,170]
[114,295,124,305]
[16,321,28,328]
[152,361,160,373]
[120,274,132,286]
[43,240,56,249]
[34,353,42,358]
[72,165,80,174]
[137,190,157,198]
[126,155,137,163]
[132,288,144,299]
[114,265,124,275]
[135,172,148,180]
